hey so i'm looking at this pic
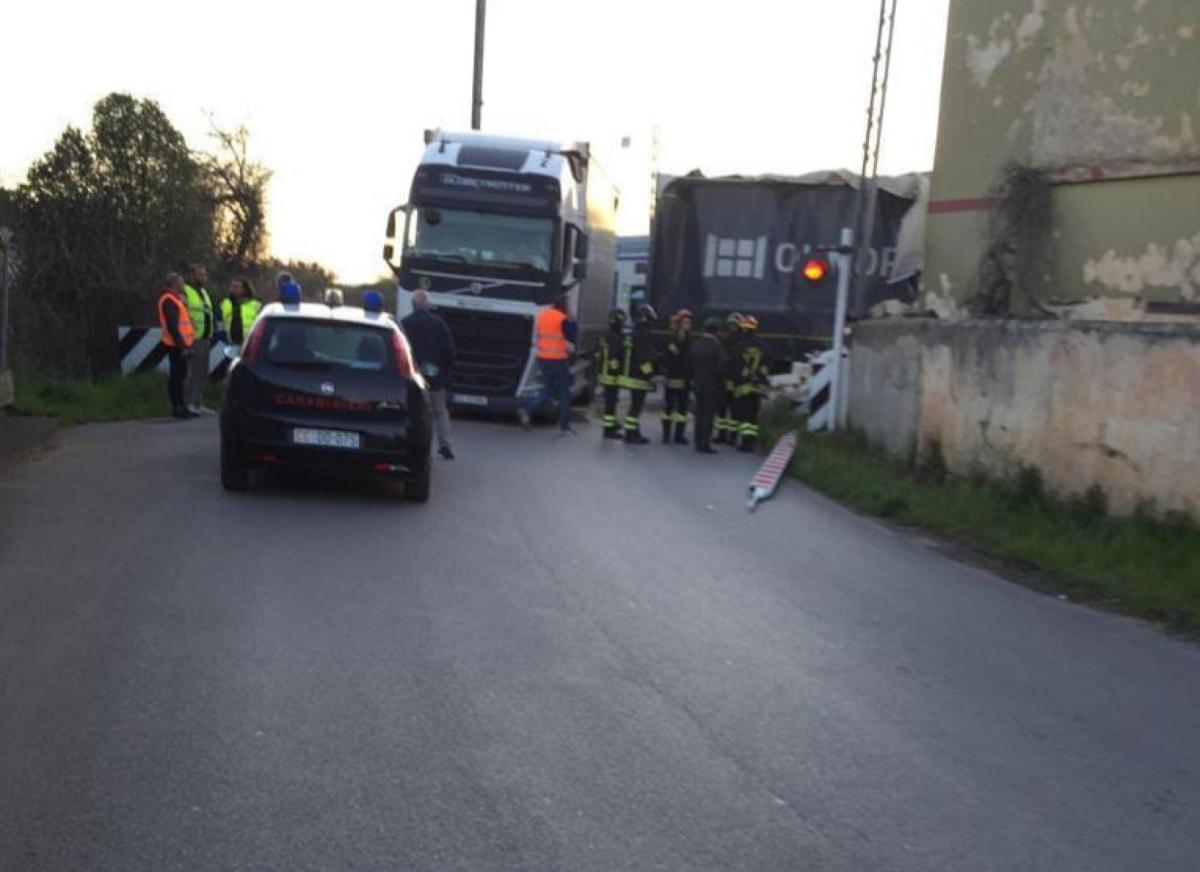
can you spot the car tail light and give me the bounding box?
[241,319,268,363]
[391,329,416,379]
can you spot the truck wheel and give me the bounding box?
[405,456,431,503]
[221,438,250,491]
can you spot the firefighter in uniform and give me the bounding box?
[596,308,628,439]
[619,304,658,445]
[732,315,770,452]
[661,308,693,445]
[714,312,743,444]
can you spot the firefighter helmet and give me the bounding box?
[636,303,658,323]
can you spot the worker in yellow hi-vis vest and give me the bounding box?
[181,263,221,413]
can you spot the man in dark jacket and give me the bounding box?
[595,308,628,439]
[619,304,659,445]
[689,319,726,454]
[401,290,458,459]
[661,309,694,445]
[714,312,743,444]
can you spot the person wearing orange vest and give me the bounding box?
[518,294,577,434]
[157,272,197,419]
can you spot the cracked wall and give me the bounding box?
[848,319,1200,518]
[925,0,1200,314]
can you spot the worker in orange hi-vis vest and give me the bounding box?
[156,272,197,420]
[518,294,578,435]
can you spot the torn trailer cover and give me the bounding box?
[649,171,927,363]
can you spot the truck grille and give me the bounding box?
[437,308,532,396]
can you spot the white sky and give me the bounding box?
[1,0,950,283]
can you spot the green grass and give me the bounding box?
[14,372,223,425]
[761,403,1200,632]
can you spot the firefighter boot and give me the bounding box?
[738,434,757,453]
[661,419,672,444]
[674,422,689,445]
[625,426,649,446]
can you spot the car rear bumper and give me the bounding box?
[222,409,430,475]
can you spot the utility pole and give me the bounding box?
[471,0,486,130]
[851,0,899,311]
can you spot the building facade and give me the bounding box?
[925,0,1200,318]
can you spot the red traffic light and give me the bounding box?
[801,256,831,283]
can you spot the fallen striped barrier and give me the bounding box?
[118,327,232,379]
[747,430,797,511]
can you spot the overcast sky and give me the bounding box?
[1,0,950,283]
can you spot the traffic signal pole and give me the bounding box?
[471,0,486,130]
[828,227,854,430]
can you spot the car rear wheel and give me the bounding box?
[404,456,431,503]
[221,438,250,491]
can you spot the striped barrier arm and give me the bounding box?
[118,327,232,379]
[747,431,797,511]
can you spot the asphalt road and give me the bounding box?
[1,413,1198,872]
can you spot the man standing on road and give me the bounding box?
[689,318,726,454]
[518,294,577,435]
[402,290,458,459]
[220,277,262,345]
[157,273,197,420]
[732,315,770,452]
[182,264,220,414]
[618,304,658,445]
[595,308,627,439]
[714,312,743,445]
[661,309,694,445]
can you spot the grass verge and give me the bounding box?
[761,403,1200,633]
[14,372,223,425]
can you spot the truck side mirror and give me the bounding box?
[574,232,589,260]
[383,205,407,272]
[573,261,588,280]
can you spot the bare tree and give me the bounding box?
[202,122,272,272]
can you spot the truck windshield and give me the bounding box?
[406,208,554,273]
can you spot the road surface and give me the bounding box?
[1,415,1197,871]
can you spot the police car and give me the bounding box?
[219,293,432,501]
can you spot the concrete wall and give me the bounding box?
[847,318,1200,518]
[925,0,1200,315]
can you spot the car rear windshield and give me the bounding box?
[261,319,396,371]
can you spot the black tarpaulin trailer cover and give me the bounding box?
[649,171,926,362]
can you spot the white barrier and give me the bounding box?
[118,327,231,378]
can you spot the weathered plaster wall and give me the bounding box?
[847,319,1200,518]
[925,0,1200,313]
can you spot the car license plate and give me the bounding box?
[292,427,361,449]
[453,393,488,407]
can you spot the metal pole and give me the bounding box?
[828,227,854,430]
[471,0,486,130]
[849,0,890,312]
[858,0,900,297]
